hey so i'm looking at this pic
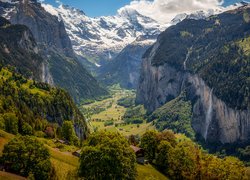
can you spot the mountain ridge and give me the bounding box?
[0,0,108,102]
[136,5,250,144]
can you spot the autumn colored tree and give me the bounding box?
[157,130,177,147]
[167,141,202,179]
[44,126,55,138]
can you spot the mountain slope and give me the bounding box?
[0,0,108,102]
[0,67,88,139]
[99,35,156,89]
[41,4,162,67]
[137,5,250,144]
[0,17,43,80]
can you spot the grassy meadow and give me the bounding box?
[81,87,155,136]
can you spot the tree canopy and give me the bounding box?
[140,130,247,179]
[79,131,137,180]
[1,136,52,180]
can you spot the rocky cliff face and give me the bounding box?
[137,6,250,144]
[5,0,73,57]
[0,16,43,80]
[187,74,250,143]
[0,0,108,102]
[41,4,162,69]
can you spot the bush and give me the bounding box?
[104,121,114,127]
[21,122,33,135]
[125,119,143,124]
[117,97,135,108]
[79,131,137,179]
[34,131,46,138]
[1,136,52,180]
[3,113,18,134]
[44,126,55,138]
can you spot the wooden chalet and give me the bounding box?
[130,145,145,164]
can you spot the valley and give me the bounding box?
[0,0,249,179]
[80,86,155,136]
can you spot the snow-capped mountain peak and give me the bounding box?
[40,2,245,67]
[41,3,163,65]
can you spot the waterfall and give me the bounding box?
[108,52,112,60]
[42,62,54,85]
[204,89,213,141]
[183,46,193,70]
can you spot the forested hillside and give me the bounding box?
[0,66,88,139]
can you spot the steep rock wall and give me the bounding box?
[136,43,250,144]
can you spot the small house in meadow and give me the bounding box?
[130,145,145,164]
[72,149,81,157]
[56,139,69,145]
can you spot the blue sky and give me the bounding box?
[42,0,244,17]
[42,0,132,17]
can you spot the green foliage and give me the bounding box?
[150,92,195,139]
[155,141,173,171]
[44,126,55,138]
[150,10,250,110]
[140,131,247,179]
[79,131,137,180]
[0,68,88,139]
[21,122,33,135]
[117,96,135,108]
[128,134,140,146]
[238,146,250,164]
[104,120,114,127]
[125,119,144,124]
[0,116,4,130]
[3,113,18,135]
[62,121,78,145]
[1,136,52,180]
[140,131,159,162]
[180,31,193,38]
[48,52,108,103]
[201,155,246,179]
[123,105,146,125]
[167,141,201,179]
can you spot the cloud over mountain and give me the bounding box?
[118,0,224,24]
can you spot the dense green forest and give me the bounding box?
[148,92,195,139]
[0,66,88,139]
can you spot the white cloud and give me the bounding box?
[118,0,224,24]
